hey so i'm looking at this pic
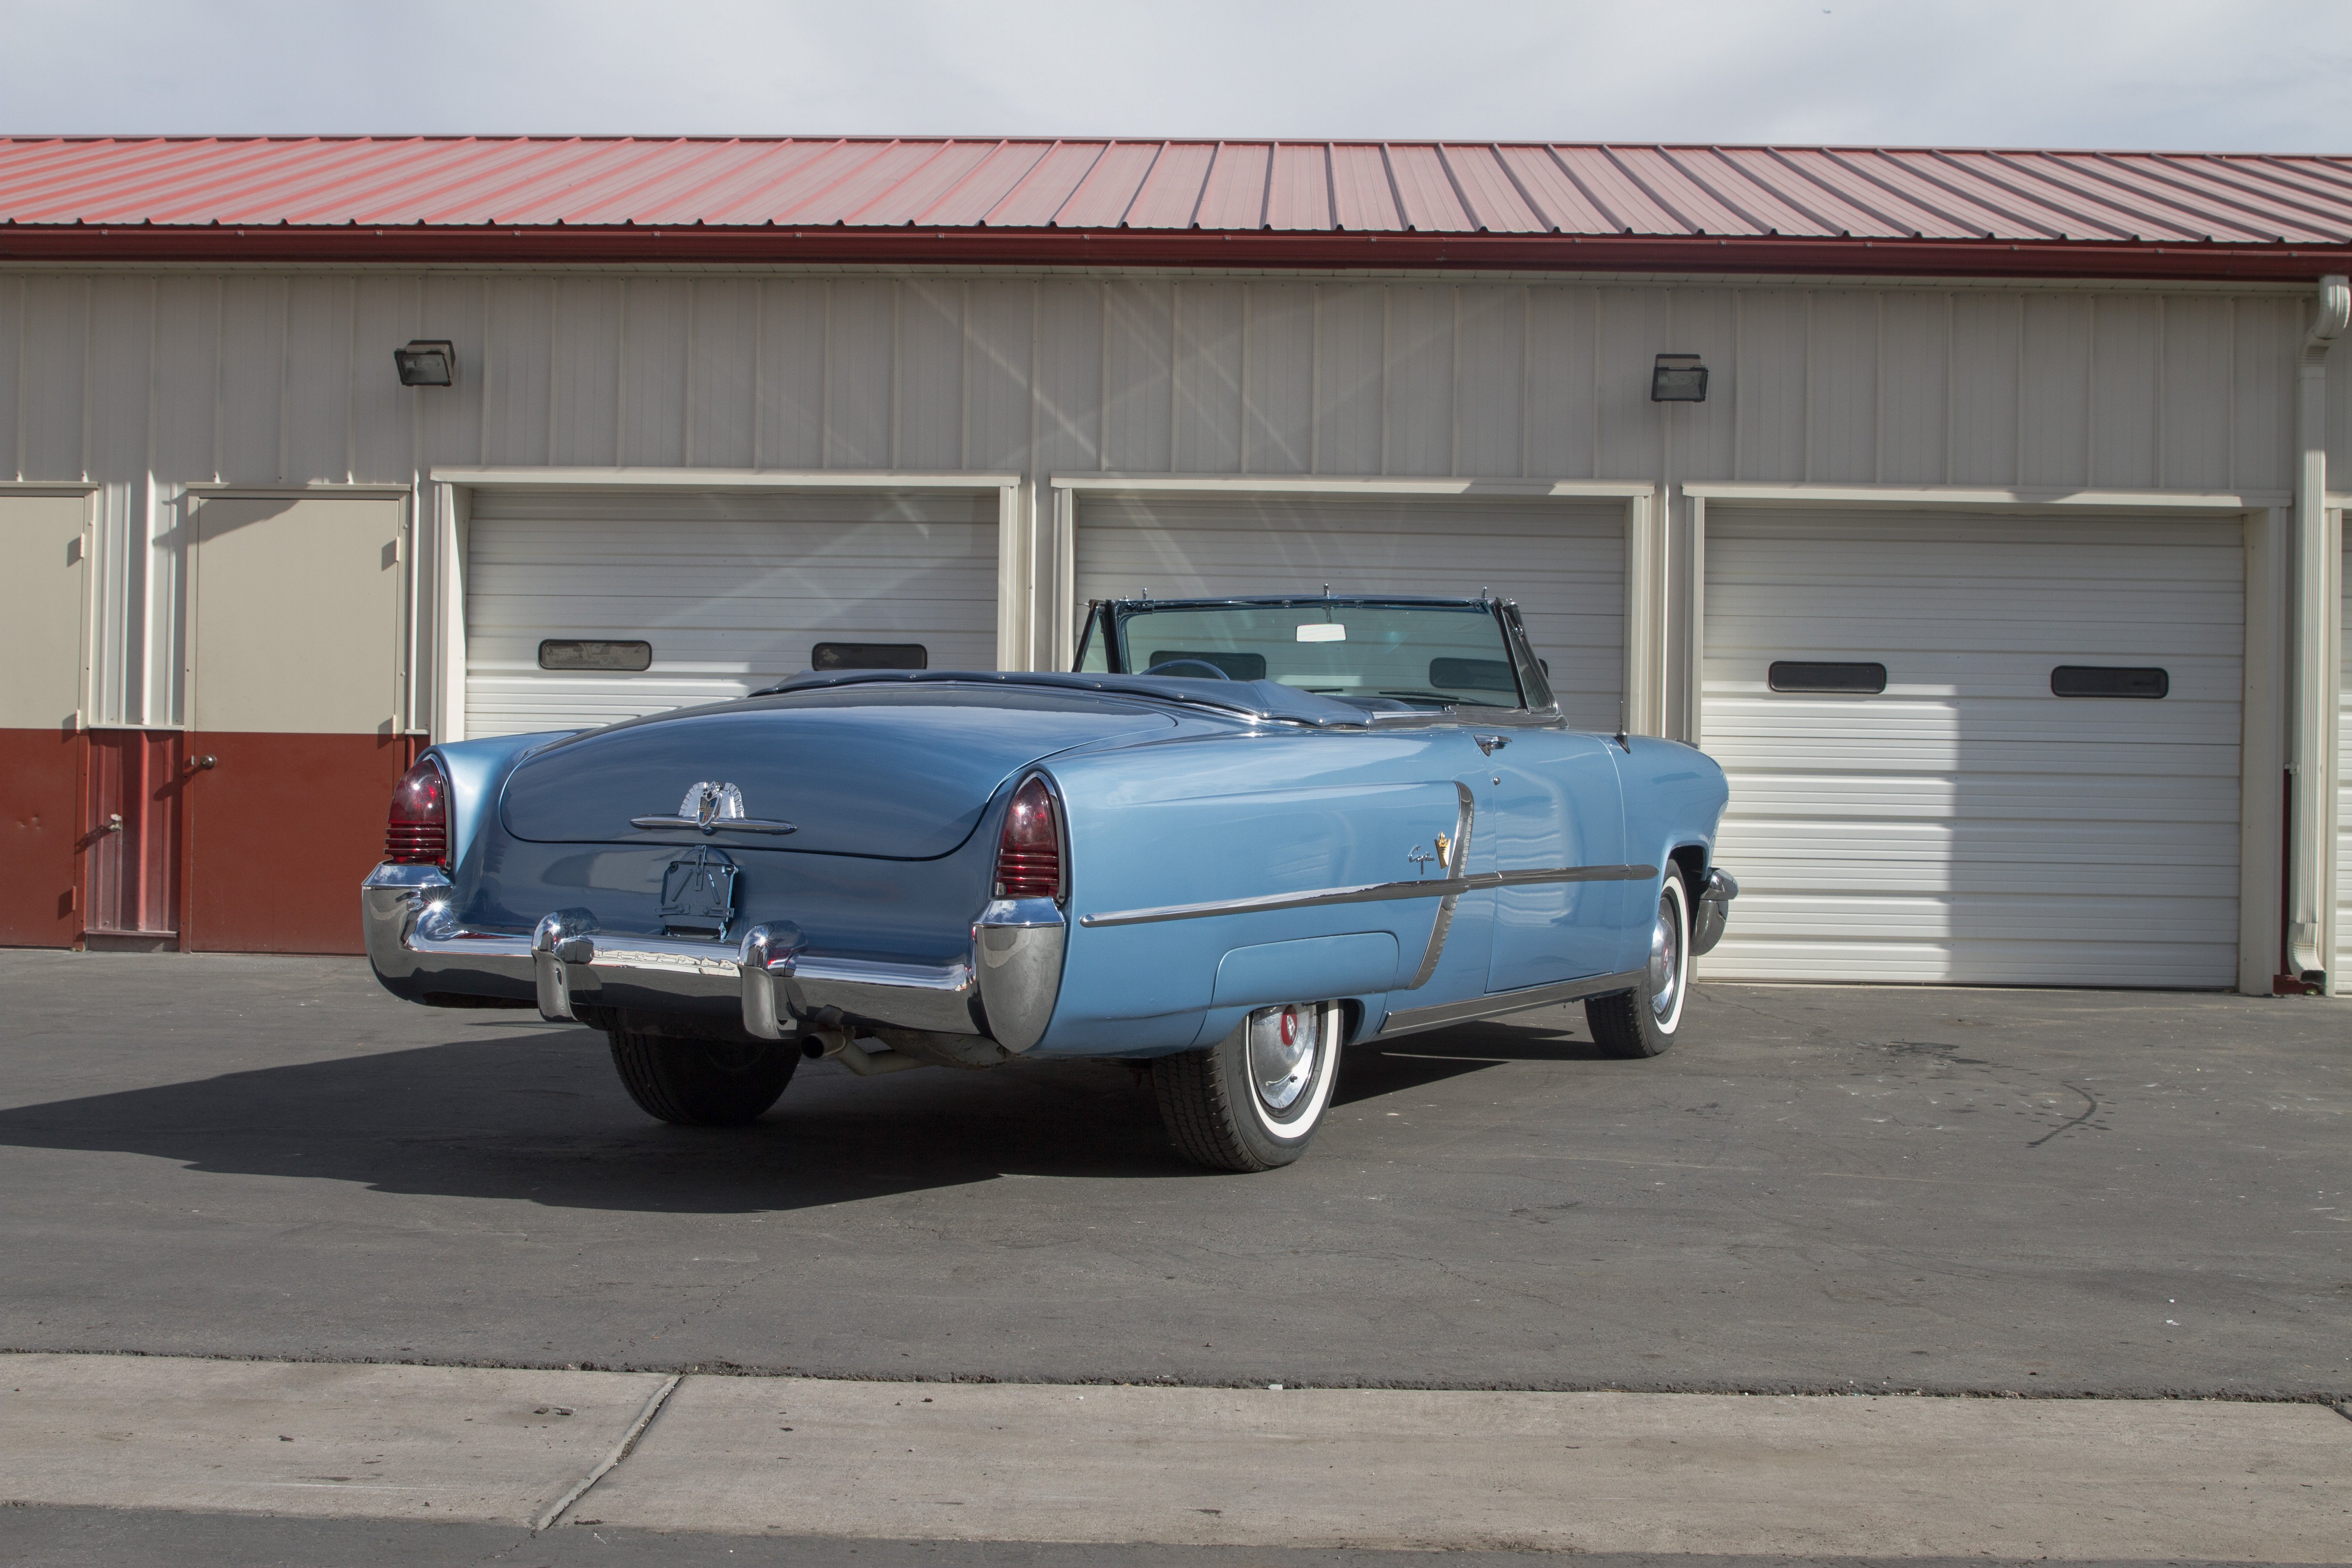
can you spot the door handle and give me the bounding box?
[1473,733,1510,756]
[182,755,217,774]
[103,813,123,833]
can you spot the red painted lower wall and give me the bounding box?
[0,726,83,947]
[182,731,422,956]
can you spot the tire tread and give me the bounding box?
[1150,1048,1267,1171]
[607,1028,792,1126]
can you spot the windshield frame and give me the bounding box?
[1073,596,1557,720]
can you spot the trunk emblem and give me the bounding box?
[691,781,743,828]
[630,781,798,836]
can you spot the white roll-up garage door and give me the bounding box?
[1073,493,1626,730]
[1703,510,2244,988]
[465,489,1000,738]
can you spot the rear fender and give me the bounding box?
[1035,764,1465,1055]
[428,731,577,886]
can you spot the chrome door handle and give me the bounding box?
[1473,733,1510,756]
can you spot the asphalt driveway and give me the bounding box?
[0,950,2344,1398]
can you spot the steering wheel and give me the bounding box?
[1141,658,1234,681]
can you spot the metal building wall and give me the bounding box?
[0,267,2323,734]
[7,264,2345,969]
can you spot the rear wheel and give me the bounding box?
[1586,875,1690,1059]
[608,1029,796,1126]
[1151,1001,1342,1172]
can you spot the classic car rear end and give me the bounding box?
[363,597,1735,1171]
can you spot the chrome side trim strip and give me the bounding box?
[1404,784,1476,990]
[1377,967,1647,1039]
[1078,862,1656,928]
[626,816,799,835]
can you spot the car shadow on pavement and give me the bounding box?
[0,1016,1587,1215]
[1337,1017,1607,1106]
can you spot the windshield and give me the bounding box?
[1103,602,1524,710]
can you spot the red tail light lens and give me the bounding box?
[386,756,449,866]
[994,776,1061,900]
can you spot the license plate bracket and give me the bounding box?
[660,845,739,938]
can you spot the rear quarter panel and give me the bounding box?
[1037,728,1473,1056]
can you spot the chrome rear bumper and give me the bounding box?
[361,865,1063,1049]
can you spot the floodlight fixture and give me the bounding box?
[1651,353,1708,402]
[394,340,456,387]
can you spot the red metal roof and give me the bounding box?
[4,137,2349,280]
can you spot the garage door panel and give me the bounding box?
[1075,494,1625,730]
[1705,937,2233,987]
[1707,707,2241,752]
[1705,721,2244,769]
[1731,892,2240,942]
[1704,653,2245,694]
[466,489,998,739]
[1725,771,2242,822]
[1722,826,2239,888]
[1705,508,2243,987]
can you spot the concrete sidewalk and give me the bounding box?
[5,1354,2348,1560]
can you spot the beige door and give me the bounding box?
[189,495,406,736]
[0,492,90,946]
[185,495,410,952]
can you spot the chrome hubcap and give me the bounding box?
[1647,893,1683,1024]
[1247,1003,1321,1113]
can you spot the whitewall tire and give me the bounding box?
[1586,874,1690,1059]
[1152,1000,1343,1172]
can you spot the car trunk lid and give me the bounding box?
[498,687,1175,858]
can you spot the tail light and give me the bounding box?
[385,756,449,867]
[993,775,1062,900]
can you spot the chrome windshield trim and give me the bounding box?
[1378,967,1647,1038]
[1077,862,1656,928]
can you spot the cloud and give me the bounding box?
[0,0,2342,150]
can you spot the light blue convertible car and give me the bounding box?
[363,595,1735,1171]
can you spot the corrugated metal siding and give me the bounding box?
[1072,494,1625,732]
[2,273,2307,489]
[464,488,1000,738]
[7,138,2351,244]
[0,268,2317,728]
[1702,510,2244,988]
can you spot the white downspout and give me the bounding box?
[2287,274,2348,983]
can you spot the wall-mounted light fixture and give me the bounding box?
[1650,352,1708,402]
[393,340,456,387]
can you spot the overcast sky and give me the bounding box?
[2,0,2345,152]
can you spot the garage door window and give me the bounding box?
[811,642,928,671]
[539,639,652,672]
[1767,660,1887,694]
[2051,665,2168,698]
